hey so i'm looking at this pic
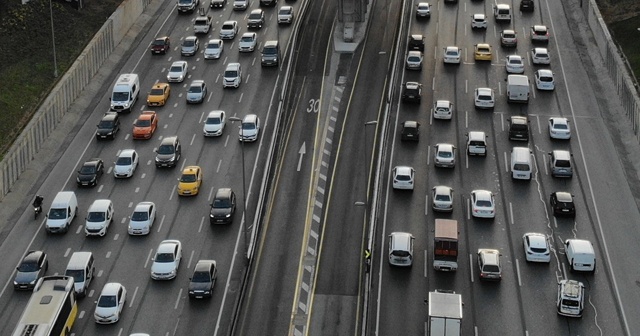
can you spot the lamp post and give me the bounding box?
[229,116,249,263]
[363,121,378,190]
[49,0,59,78]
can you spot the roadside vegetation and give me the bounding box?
[609,15,640,84]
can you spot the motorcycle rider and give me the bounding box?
[33,195,43,210]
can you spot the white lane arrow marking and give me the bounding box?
[297,142,306,172]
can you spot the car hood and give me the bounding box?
[187,92,203,99]
[167,71,183,77]
[156,153,175,162]
[204,123,222,132]
[78,173,96,181]
[205,48,221,55]
[94,305,118,318]
[14,271,38,284]
[114,164,132,174]
[96,127,115,135]
[189,281,212,292]
[182,46,196,52]
[210,207,232,217]
[129,219,151,229]
[152,262,177,274]
[239,41,254,47]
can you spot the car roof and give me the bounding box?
[525,233,548,248]
[479,249,500,264]
[433,185,452,194]
[496,4,510,9]
[161,136,178,145]
[507,54,522,60]
[280,5,292,10]
[555,192,573,202]
[155,36,169,41]
[395,166,413,175]
[24,250,43,262]
[208,110,224,118]
[89,199,112,210]
[550,117,568,124]
[552,149,571,159]
[243,114,258,123]
[85,158,102,165]
[436,143,454,151]
[102,113,118,121]
[171,60,187,67]
[476,43,491,49]
[510,116,528,124]
[405,81,420,89]
[101,282,123,295]
[183,166,200,174]
[195,260,216,272]
[119,149,136,157]
[473,13,486,19]
[152,83,167,89]
[138,112,155,120]
[403,120,419,128]
[533,25,547,31]
[241,32,256,38]
[472,190,492,200]
[190,80,205,86]
[468,131,486,140]
[134,202,154,212]
[215,188,233,199]
[533,47,548,53]
[226,62,240,70]
[158,240,180,253]
[476,87,493,95]
[250,8,263,14]
[185,36,197,41]
[223,20,237,25]
[410,34,423,40]
[435,100,451,107]
[502,29,516,34]
[408,50,421,56]
[445,46,460,52]
[537,69,553,76]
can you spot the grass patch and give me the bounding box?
[609,15,640,83]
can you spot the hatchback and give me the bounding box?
[94,283,126,324]
[531,25,550,42]
[477,249,502,280]
[14,251,48,290]
[522,233,551,262]
[471,14,487,29]
[531,47,550,65]
[401,121,420,141]
[535,69,555,90]
[181,36,199,56]
[474,43,492,61]
[474,88,495,109]
[433,100,453,120]
[507,116,530,141]
[500,29,517,47]
[392,166,415,190]
[402,82,422,103]
[550,192,575,217]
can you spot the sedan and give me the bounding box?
[238,32,257,52]
[204,39,224,59]
[166,61,188,83]
[186,80,207,104]
[77,158,104,187]
[14,251,48,290]
[550,192,575,217]
[433,100,453,120]
[113,149,139,178]
[415,2,431,18]
[531,25,550,42]
[151,240,183,280]
[474,43,492,61]
[181,36,199,56]
[146,83,170,106]
[523,233,551,262]
[535,69,555,90]
[443,46,461,64]
[219,21,239,39]
[128,201,156,235]
[392,166,415,191]
[548,117,571,139]
[177,166,203,196]
[132,111,158,140]
[434,143,456,168]
[471,190,495,219]
[405,51,423,70]
[203,110,226,137]
[432,186,453,212]
[531,47,550,65]
[94,283,126,324]
[474,88,495,109]
[471,14,487,29]
[189,260,218,299]
[505,55,525,73]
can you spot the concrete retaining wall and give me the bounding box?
[0,0,150,200]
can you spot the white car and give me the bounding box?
[128,201,156,235]
[238,114,260,142]
[203,110,226,136]
[534,69,555,90]
[223,62,242,88]
[94,283,126,324]
[432,186,453,212]
[531,25,550,42]
[471,14,487,29]
[113,149,139,178]
[238,32,257,52]
[204,39,224,59]
[434,143,456,168]
[433,100,453,120]
[277,6,294,24]
[392,166,415,190]
[443,46,461,64]
[151,240,183,280]
[415,2,431,18]
[522,233,551,262]
[474,88,495,109]
[471,190,495,218]
[531,47,550,65]
[219,20,239,39]
[405,51,423,70]
[505,55,525,74]
[549,117,571,139]
[166,61,188,83]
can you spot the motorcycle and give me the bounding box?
[33,196,43,220]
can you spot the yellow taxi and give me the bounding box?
[146,83,171,107]
[474,43,493,61]
[177,166,202,196]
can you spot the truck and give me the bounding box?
[428,290,463,336]
[177,0,199,13]
[433,219,458,271]
[193,15,212,34]
[506,74,530,103]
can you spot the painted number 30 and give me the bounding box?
[307,99,320,113]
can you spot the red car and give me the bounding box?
[133,111,158,139]
[151,37,170,54]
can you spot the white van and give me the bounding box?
[65,252,95,297]
[85,199,114,237]
[565,239,596,272]
[110,74,140,112]
[511,147,533,180]
[46,191,78,233]
[388,232,414,267]
[506,75,530,103]
[494,4,512,22]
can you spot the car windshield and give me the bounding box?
[183,40,195,47]
[18,260,38,272]
[116,157,132,165]
[170,66,183,73]
[192,271,210,282]
[222,24,234,30]
[446,51,458,56]
[539,76,553,82]
[135,119,151,127]
[554,123,568,130]
[131,211,148,221]
[391,250,410,257]
[157,144,175,154]
[562,299,580,307]
[65,269,85,282]
[206,117,221,125]
[150,88,164,95]
[476,200,492,207]
[87,212,106,222]
[438,151,453,158]
[98,120,114,128]
[478,95,492,101]
[395,174,411,181]
[97,295,117,308]
[80,165,96,174]
[510,58,522,65]
[153,39,166,46]
[279,8,291,14]
[112,92,129,101]
[408,56,420,62]
[225,70,238,77]
[181,174,197,183]
[511,124,527,131]
[435,194,451,202]
[48,208,67,219]
[482,265,500,272]
[208,42,220,49]
[213,199,230,208]
[188,85,202,93]
[555,160,570,167]
[249,13,261,19]
[155,252,175,263]
[530,246,547,253]
[241,36,253,43]
[503,33,515,38]
[263,47,277,55]
[242,123,256,130]
[478,48,490,53]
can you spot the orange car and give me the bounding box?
[147,83,171,107]
[132,111,158,140]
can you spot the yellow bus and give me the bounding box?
[12,276,78,336]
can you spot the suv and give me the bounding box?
[507,116,529,141]
[388,232,414,267]
[557,280,585,317]
[477,249,502,281]
[189,260,218,299]
[466,131,487,156]
[261,40,280,66]
[209,188,237,224]
[520,0,535,12]
[401,121,420,141]
[239,114,260,142]
[408,34,425,51]
[96,112,120,140]
[155,136,181,168]
[402,82,422,103]
[247,9,265,29]
[549,150,573,177]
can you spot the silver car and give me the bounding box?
[505,55,525,74]
[432,186,453,212]
[181,36,199,56]
[204,39,223,59]
[219,21,239,39]
[238,32,257,52]
[186,80,207,104]
[405,51,423,70]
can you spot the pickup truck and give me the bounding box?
[193,16,212,34]
[177,0,199,13]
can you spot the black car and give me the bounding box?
[550,192,575,217]
[155,136,181,168]
[210,0,226,8]
[188,260,218,298]
[520,0,534,12]
[402,82,422,103]
[401,121,420,141]
[259,0,277,6]
[76,158,104,187]
[209,188,237,224]
[507,116,529,141]
[96,112,120,140]
[247,9,265,29]
[14,251,48,290]
[408,34,425,52]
